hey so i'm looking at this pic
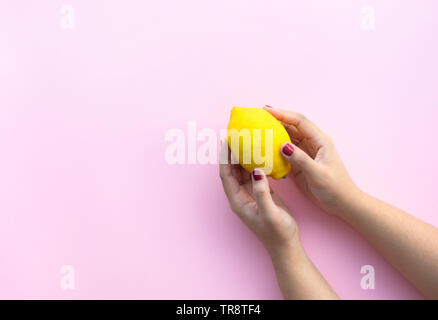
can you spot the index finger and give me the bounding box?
[264,106,329,146]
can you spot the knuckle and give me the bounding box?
[295,112,306,122]
[325,134,334,146]
[293,153,307,166]
[253,188,267,198]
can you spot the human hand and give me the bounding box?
[264,105,362,216]
[219,139,300,256]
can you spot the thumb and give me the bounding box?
[281,142,319,179]
[251,169,277,214]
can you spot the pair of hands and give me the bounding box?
[219,106,361,254]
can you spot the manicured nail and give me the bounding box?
[282,143,294,156]
[252,169,264,181]
[265,105,273,109]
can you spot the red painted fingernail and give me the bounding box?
[265,105,273,109]
[252,170,263,181]
[282,143,294,156]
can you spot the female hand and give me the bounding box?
[219,139,299,256]
[219,138,339,300]
[264,105,362,216]
[263,106,438,299]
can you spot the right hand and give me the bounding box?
[264,105,363,216]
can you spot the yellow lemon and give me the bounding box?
[227,107,291,180]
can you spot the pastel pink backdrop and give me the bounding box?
[0,0,437,299]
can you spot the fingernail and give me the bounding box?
[252,169,264,181]
[282,143,294,156]
[264,105,273,109]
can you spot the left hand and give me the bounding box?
[219,139,300,255]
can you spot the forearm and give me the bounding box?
[338,190,438,299]
[268,240,339,300]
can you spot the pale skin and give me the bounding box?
[219,105,438,300]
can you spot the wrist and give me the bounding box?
[266,235,306,264]
[333,187,368,220]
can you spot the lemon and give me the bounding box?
[227,107,291,180]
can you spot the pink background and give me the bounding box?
[0,0,437,299]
